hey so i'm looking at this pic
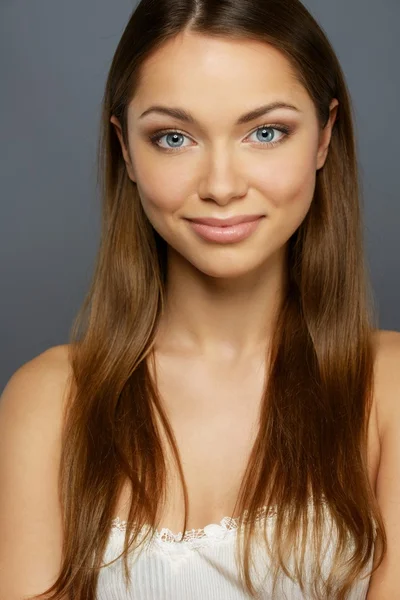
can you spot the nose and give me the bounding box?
[197,149,248,205]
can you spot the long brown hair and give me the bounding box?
[31,0,387,598]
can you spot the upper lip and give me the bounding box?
[186,214,264,227]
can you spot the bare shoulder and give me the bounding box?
[0,344,72,599]
[0,344,73,432]
[367,328,400,597]
[2,343,72,393]
[372,329,400,443]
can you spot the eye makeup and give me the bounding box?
[145,123,295,154]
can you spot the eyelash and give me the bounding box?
[148,123,293,153]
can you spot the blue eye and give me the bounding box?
[157,132,187,150]
[251,126,286,145]
[148,124,293,153]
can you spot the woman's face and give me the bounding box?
[112,32,338,279]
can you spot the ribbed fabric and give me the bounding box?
[96,502,374,599]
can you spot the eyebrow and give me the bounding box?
[139,101,301,126]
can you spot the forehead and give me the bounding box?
[130,32,310,114]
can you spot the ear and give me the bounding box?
[110,115,136,182]
[316,98,339,170]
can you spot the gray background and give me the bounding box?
[1,0,399,392]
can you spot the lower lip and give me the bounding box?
[186,217,264,243]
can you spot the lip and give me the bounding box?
[186,214,265,227]
[186,215,264,244]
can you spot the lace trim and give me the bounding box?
[110,497,329,544]
[110,504,277,544]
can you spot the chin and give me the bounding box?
[191,258,266,280]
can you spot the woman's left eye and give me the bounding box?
[148,124,292,153]
[247,125,291,147]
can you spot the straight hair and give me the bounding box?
[31,0,386,597]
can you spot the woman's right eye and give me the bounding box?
[148,130,192,153]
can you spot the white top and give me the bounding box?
[96,500,375,599]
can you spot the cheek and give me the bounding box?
[133,155,190,216]
[256,142,317,207]
[253,149,318,244]
[134,169,191,247]
[136,170,186,221]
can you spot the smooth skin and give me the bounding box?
[0,31,399,599]
[111,32,338,362]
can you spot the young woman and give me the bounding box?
[1,0,399,598]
